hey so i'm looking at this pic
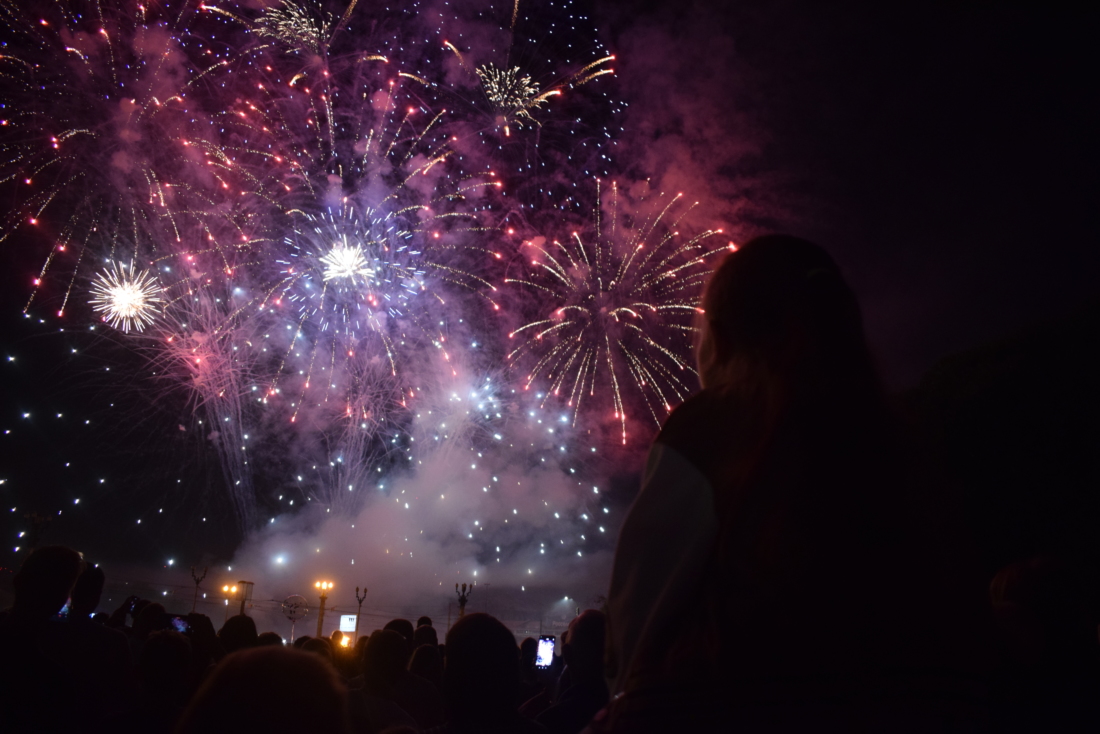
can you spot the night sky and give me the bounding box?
[2,1,1097,608]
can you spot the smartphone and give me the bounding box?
[56,599,72,620]
[169,615,191,634]
[536,635,555,668]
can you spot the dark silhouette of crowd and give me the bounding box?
[3,236,1097,732]
[0,542,610,734]
[0,545,601,734]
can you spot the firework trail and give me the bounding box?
[149,287,263,528]
[506,180,729,444]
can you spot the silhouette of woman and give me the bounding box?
[601,235,985,731]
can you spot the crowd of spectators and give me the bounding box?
[0,545,606,733]
[3,237,1098,732]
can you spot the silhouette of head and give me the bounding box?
[70,564,105,618]
[176,647,349,733]
[444,613,520,725]
[133,602,169,640]
[383,618,415,660]
[698,235,871,396]
[409,643,444,689]
[354,634,369,659]
[990,555,1098,664]
[256,631,284,647]
[218,614,258,654]
[361,629,407,693]
[12,545,83,620]
[416,615,433,628]
[413,623,438,648]
[302,636,334,663]
[139,629,192,699]
[131,598,152,620]
[563,609,606,681]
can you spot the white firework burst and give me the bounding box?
[321,244,373,283]
[89,260,164,333]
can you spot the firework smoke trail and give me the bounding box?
[506,180,730,444]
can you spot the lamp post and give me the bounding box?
[354,586,368,642]
[315,581,334,638]
[455,582,473,618]
[190,566,207,613]
[221,584,238,622]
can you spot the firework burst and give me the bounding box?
[506,181,729,443]
[402,0,622,204]
[270,206,425,385]
[89,260,164,332]
[468,55,615,138]
[213,19,503,413]
[253,0,363,56]
[254,0,333,55]
[475,63,557,136]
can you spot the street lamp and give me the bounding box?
[315,581,334,637]
[235,580,255,616]
[190,566,208,613]
[221,584,238,622]
[354,586,368,642]
[456,582,474,618]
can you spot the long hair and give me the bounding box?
[675,235,900,681]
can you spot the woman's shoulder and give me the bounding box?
[655,388,753,484]
[657,388,744,450]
